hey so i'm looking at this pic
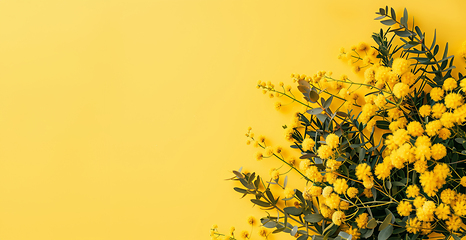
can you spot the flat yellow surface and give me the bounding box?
[0,1,466,239]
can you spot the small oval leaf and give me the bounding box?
[379,214,392,231]
[366,218,377,229]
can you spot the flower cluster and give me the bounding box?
[219,6,466,240]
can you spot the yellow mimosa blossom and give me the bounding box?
[430,87,444,101]
[356,213,368,229]
[363,188,373,198]
[347,187,359,198]
[418,105,431,117]
[438,128,451,140]
[258,226,268,238]
[443,77,457,91]
[425,120,442,136]
[393,82,410,98]
[240,230,250,239]
[440,112,455,128]
[247,216,256,225]
[420,222,432,235]
[431,143,447,160]
[461,176,466,187]
[333,178,348,194]
[444,92,464,109]
[413,196,426,209]
[332,211,345,225]
[317,145,333,159]
[397,201,413,216]
[392,58,410,75]
[326,134,340,149]
[301,137,316,152]
[401,71,415,85]
[435,203,451,220]
[406,185,420,198]
[446,215,462,232]
[322,186,333,198]
[355,163,371,180]
[326,193,341,209]
[431,103,446,118]
[264,146,274,157]
[407,121,424,136]
[406,217,421,234]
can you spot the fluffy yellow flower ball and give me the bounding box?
[355,163,372,180]
[406,185,420,198]
[435,203,450,220]
[461,176,466,187]
[431,103,446,118]
[443,77,457,91]
[407,121,424,137]
[430,87,444,101]
[332,211,345,226]
[440,112,455,128]
[326,193,341,209]
[346,187,359,198]
[247,216,256,225]
[326,133,340,149]
[322,186,333,198]
[397,200,413,216]
[425,120,442,136]
[393,82,410,98]
[431,143,447,160]
[407,217,421,234]
[317,145,333,159]
[418,105,431,117]
[401,71,416,85]
[438,128,451,140]
[355,213,368,229]
[392,57,410,75]
[301,137,316,152]
[444,92,464,109]
[308,185,322,197]
[333,178,348,194]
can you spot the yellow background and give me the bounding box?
[0,1,466,239]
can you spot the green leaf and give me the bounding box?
[367,218,377,229]
[307,108,323,115]
[251,199,271,207]
[265,189,275,204]
[361,228,374,238]
[359,148,366,162]
[381,19,396,25]
[378,224,393,240]
[394,30,411,37]
[304,214,323,223]
[272,227,285,234]
[234,187,248,194]
[430,29,437,50]
[323,95,333,109]
[309,90,319,103]
[284,207,302,216]
[376,120,390,130]
[385,180,392,190]
[290,225,298,236]
[379,8,385,15]
[336,111,348,117]
[390,7,396,20]
[263,221,277,228]
[379,214,392,231]
[297,235,308,240]
[232,170,243,179]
